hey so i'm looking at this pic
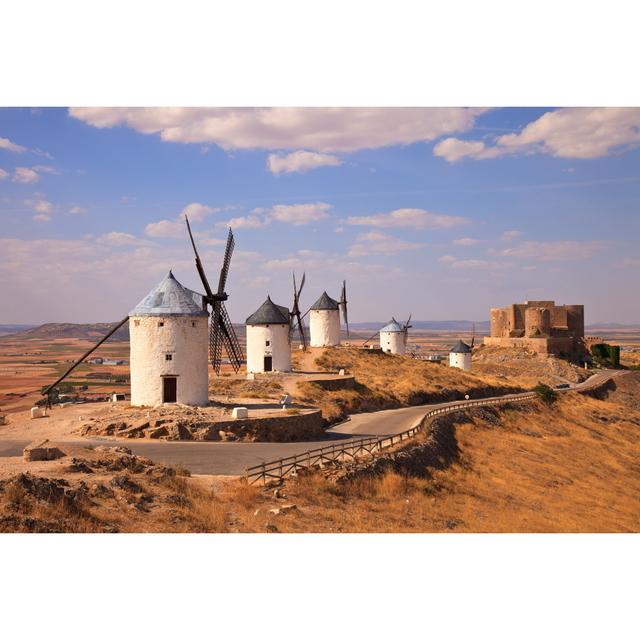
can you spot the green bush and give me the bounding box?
[533,382,558,405]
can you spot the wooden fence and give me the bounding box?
[245,392,537,485]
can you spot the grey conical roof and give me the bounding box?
[129,271,208,317]
[380,318,404,333]
[310,291,339,310]
[246,296,290,325]
[450,339,472,353]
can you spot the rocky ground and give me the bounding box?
[472,344,590,386]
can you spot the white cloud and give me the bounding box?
[178,202,217,222]
[622,258,640,267]
[219,214,269,230]
[97,232,142,246]
[348,231,424,257]
[453,237,479,246]
[439,255,457,263]
[345,207,468,230]
[267,150,343,175]
[0,168,7,181]
[145,202,220,238]
[69,206,87,214]
[144,219,185,238]
[0,136,26,153]
[12,167,39,183]
[501,230,522,241]
[270,202,331,225]
[69,107,485,153]
[489,240,606,261]
[32,213,52,222]
[434,107,640,162]
[32,164,59,175]
[444,258,509,270]
[25,198,53,215]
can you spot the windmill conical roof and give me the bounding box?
[310,291,339,310]
[129,271,208,317]
[450,339,472,353]
[380,318,404,333]
[246,296,290,325]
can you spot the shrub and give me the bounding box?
[533,382,558,405]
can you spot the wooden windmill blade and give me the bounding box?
[216,301,243,373]
[41,316,129,404]
[208,228,243,373]
[185,215,214,302]
[290,271,307,350]
[340,280,349,337]
[217,229,235,296]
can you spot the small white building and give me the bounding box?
[246,297,291,373]
[309,291,340,347]
[379,318,406,355]
[129,271,209,407]
[449,340,472,371]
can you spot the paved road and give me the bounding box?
[0,369,624,476]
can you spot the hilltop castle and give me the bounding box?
[484,300,585,359]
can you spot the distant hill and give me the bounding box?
[0,324,36,337]
[348,320,490,332]
[586,323,640,332]
[0,322,131,341]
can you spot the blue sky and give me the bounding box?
[1,107,639,325]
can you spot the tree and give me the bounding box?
[533,382,558,405]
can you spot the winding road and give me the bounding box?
[0,369,623,476]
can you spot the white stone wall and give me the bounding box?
[449,352,472,371]
[246,323,291,373]
[129,315,209,407]
[380,330,406,355]
[309,309,340,347]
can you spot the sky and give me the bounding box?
[0,107,639,325]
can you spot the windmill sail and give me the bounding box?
[339,280,349,337]
[185,219,243,374]
[290,272,307,350]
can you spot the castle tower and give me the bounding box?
[449,340,472,371]
[379,318,406,355]
[129,271,209,407]
[245,297,291,373]
[309,291,341,347]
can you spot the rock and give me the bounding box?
[30,407,45,419]
[109,474,143,493]
[167,423,193,440]
[89,483,113,498]
[218,430,238,442]
[145,425,169,439]
[232,407,249,419]
[67,458,94,473]
[267,504,297,516]
[23,440,66,462]
[265,523,278,532]
[253,508,261,516]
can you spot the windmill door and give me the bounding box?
[163,376,177,403]
[263,356,273,372]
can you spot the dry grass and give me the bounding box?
[223,372,640,533]
[296,347,524,423]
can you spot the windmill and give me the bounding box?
[289,272,307,350]
[185,216,243,375]
[339,280,350,338]
[403,313,412,346]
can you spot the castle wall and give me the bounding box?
[129,315,209,407]
[486,300,585,359]
[246,323,291,373]
[380,330,406,355]
[310,309,340,347]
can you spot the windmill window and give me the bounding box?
[134,320,140,327]
[265,340,270,347]
[165,354,173,361]
[158,322,164,327]
[192,321,196,327]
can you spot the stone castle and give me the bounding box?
[484,300,585,359]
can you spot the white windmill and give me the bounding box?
[308,281,349,347]
[245,297,291,373]
[449,326,475,371]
